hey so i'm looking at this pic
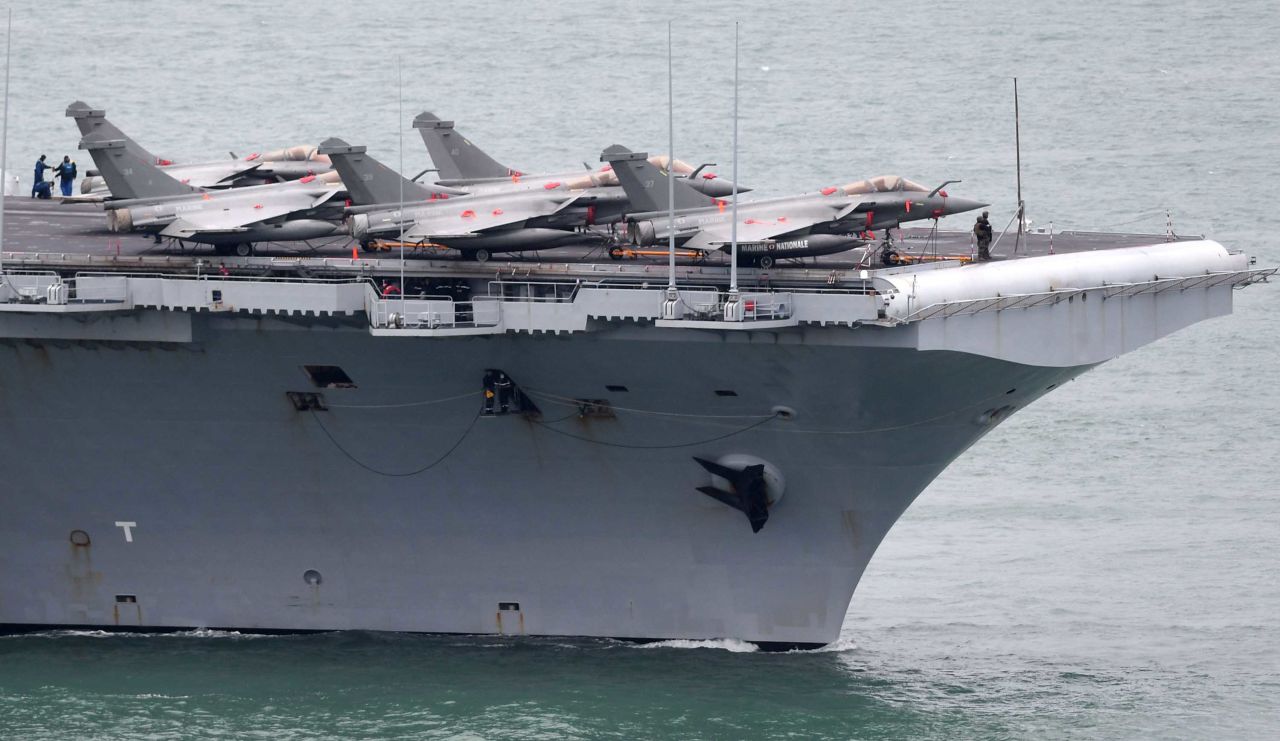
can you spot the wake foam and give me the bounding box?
[635,638,760,652]
[4,628,273,640]
[792,637,859,653]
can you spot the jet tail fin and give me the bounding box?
[413,111,514,181]
[317,138,438,206]
[601,145,716,213]
[66,101,160,166]
[79,133,198,200]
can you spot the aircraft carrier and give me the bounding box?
[0,199,1271,649]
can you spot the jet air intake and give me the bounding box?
[628,220,658,247]
[348,213,371,243]
[247,219,340,243]
[106,208,134,233]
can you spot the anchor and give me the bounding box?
[693,457,771,533]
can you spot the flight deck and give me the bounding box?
[3,199,1198,286]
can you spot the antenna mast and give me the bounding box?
[1014,77,1024,255]
[666,20,676,291]
[0,9,12,279]
[660,20,681,321]
[398,56,405,319]
[726,21,741,317]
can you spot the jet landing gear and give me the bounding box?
[213,243,255,257]
[877,230,902,266]
[732,252,776,269]
[464,248,491,263]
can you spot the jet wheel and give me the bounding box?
[234,243,255,257]
[473,248,491,263]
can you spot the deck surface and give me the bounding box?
[1,199,1192,282]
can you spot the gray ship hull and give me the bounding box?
[0,237,1265,646]
[0,313,1082,647]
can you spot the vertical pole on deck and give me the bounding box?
[666,20,676,292]
[0,10,12,277]
[398,56,405,320]
[1013,77,1024,255]
[728,21,740,297]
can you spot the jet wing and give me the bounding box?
[159,219,248,238]
[166,160,263,188]
[59,193,108,204]
[402,194,581,240]
[682,217,808,251]
[835,200,883,220]
[158,190,329,237]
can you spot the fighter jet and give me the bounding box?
[66,101,333,199]
[413,111,745,202]
[601,145,988,268]
[78,132,346,256]
[319,137,605,262]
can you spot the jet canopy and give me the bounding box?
[649,155,697,177]
[839,175,931,195]
[562,155,704,191]
[246,144,333,165]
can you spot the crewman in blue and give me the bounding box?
[52,155,77,197]
[32,154,51,198]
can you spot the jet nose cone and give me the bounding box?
[694,177,751,198]
[942,196,988,216]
